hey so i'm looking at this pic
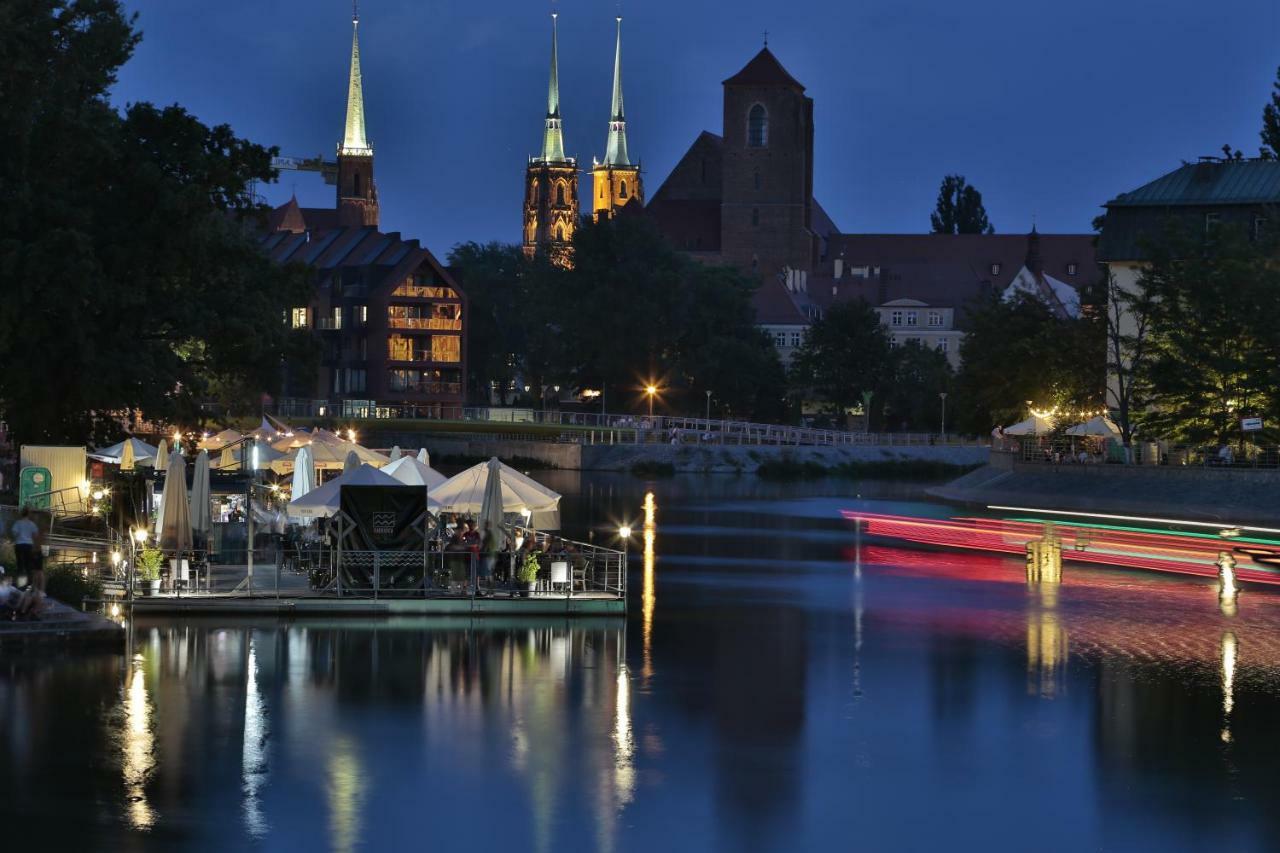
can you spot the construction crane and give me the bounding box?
[271,155,339,186]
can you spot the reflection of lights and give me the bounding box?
[1027,585,1068,699]
[1221,631,1237,743]
[242,636,270,839]
[122,655,156,830]
[613,665,636,807]
[1218,552,1239,617]
[328,738,365,853]
[642,492,656,681]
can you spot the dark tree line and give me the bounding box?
[0,1,313,446]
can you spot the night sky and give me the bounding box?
[113,0,1279,255]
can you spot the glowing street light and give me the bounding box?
[618,525,632,540]
[645,384,658,418]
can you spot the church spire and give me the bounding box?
[341,2,371,155]
[603,16,630,166]
[540,13,566,163]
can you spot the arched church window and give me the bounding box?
[620,180,628,199]
[748,104,768,148]
[556,225,565,242]
[556,183,566,206]
[353,173,362,195]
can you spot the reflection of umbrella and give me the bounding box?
[343,450,360,476]
[1065,415,1121,437]
[153,439,170,472]
[190,450,211,539]
[389,445,402,462]
[478,458,505,540]
[157,450,193,553]
[1003,415,1054,436]
[432,458,562,529]
[286,464,401,519]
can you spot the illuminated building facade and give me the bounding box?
[523,14,579,260]
[591,17,643,221]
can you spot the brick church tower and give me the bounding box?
[336,4,378,228]
[591,17,643,221]
[523,13,579,260]
[720,46,815,279]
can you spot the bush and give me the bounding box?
[137,548,164,581]
[45,564,103,605]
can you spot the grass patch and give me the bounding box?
[756,459,983,481]
[630,460,676,477]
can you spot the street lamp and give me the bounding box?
[645,385,657,419]
[940,392,948,439]
[705,390,712,422]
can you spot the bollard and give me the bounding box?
[1218,551,1239,616]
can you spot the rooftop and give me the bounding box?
[1106,159,1280,207]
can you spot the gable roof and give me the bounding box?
[1106,159,1280,207]
[722,47,805,91]
[752,277,811,325]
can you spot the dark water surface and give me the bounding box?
[5,473,1280,852]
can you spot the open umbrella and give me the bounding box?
[157,450,193,554]
[432,458,562,529]
[389,445,403,462]
[381,455,448,491]
[1065,415,1121,437]
[199,429,243,451]
[190,449,211,541]
[1003,415,1054,436]
[286,463,401,519]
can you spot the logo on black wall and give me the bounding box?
[371,512,397,537]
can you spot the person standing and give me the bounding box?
[10,507,42,595]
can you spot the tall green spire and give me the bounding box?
[603,16,629,167]
[341,3,371,155]
[540,13,566,163]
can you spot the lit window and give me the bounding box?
[890,310,903,327]
[1066,263,1078,276]
[358,305,368,323]
[331,306,343,330]
[927,310,942,327]
[990,263,1002,276]
[431,335,462,363]
[905,311,918,327]
[748,104,768,148]
[291,308,309,329]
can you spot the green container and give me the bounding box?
[19,467,53,510]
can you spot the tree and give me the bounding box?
[1133,223,1280,446]
[789,300,892,419]
[446,242,531,405]
[881,342,953,431]
[930,175,995,235]
[1103,268,1156,459]
[1262,64,1280,159]
[953,291,1103,434]
[0,1,312,445]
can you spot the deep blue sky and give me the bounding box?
[114,0,1279,256]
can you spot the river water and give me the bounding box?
[4,473,1280,852]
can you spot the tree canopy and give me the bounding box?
[788,299,891,421]
[0,0,312,445]
[930,175,995,235]
[1262,64,1280,159]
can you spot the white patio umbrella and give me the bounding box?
[381,454,448,491]
[286,463,401,519]
[157,450,193,553]
[416,448,430,465]
[1065,415,1121,437]
[1003,415,1054,436]
[431,458,562,529]
[389,445,403,462]
[152,439,170,472]
[270,438,388,474]
[343,450,360,476]
[478,458,505,539]
[290,444,316,503]
[120,439,136,472]
[92,437,157,467]
[199,429,243,451]
[190,449,212,540]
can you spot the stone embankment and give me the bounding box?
[0,597,124,650]
[930,451,1280,524]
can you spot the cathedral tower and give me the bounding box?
[523,13,579,260]
[720,46,815,279]
[591,17,643,221]
[336,3,378,228]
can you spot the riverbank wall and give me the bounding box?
[931,452,1280,524]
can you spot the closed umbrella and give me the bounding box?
[478,458,505,539]
[416,448,430,466]
[291,444,315,503]
[121,439,136,472]
[157,450,193,554]
[389,445,403,462]
[343,450,360,475]
[190,449,211,541]
[153,439,170,472]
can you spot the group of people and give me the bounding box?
[428,516,581,589]
[1,507,47,620]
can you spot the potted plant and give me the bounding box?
[137,547,164,596]
[517,552,541,597]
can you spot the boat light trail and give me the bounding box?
[985,505,1280,537]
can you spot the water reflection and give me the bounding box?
[121,653,156,830]
[1221,631,1237,743]
[328,736,365,853]
[242,636,269,838]
[642,491,657,682]
[1026,584,1068,698]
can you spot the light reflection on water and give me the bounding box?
[6,474,1280,851]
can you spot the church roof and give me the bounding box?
[722,47,805,91]
[267,196,308,233]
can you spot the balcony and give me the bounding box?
[387,317,462,331]
[317,318,342,331]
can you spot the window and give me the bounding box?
[353,173,361,196]
[927,310,943,327]
[752,208,760,227]
[619,180,628,199]
[291,307,309,329]
[431,335,462,363]
[889,336,899,348]
[556,183,566,205]
[1205,212,1221,232]
[599,184,604,199]
[387,334,414,361]
[905,311,918,327]
[754,170,761,190]
[358,305,368,324]
[555,225,564,242]
[1254,216,1268,241]
[789,331,802,348]
[393,279,458,299]
[346,368,366,393]
[774,332,786,347]
[748,104,768,148]
[359,337,367,359]
[938,339,949,353]
[990,263,1002,276]
[388,303,462,330]
[890,310,903,327]
[1066,263,1078,276]
[331,306,343,330]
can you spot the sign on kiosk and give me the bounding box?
[1241,417,1264,432]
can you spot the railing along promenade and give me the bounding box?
[1011,437,1280,470]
